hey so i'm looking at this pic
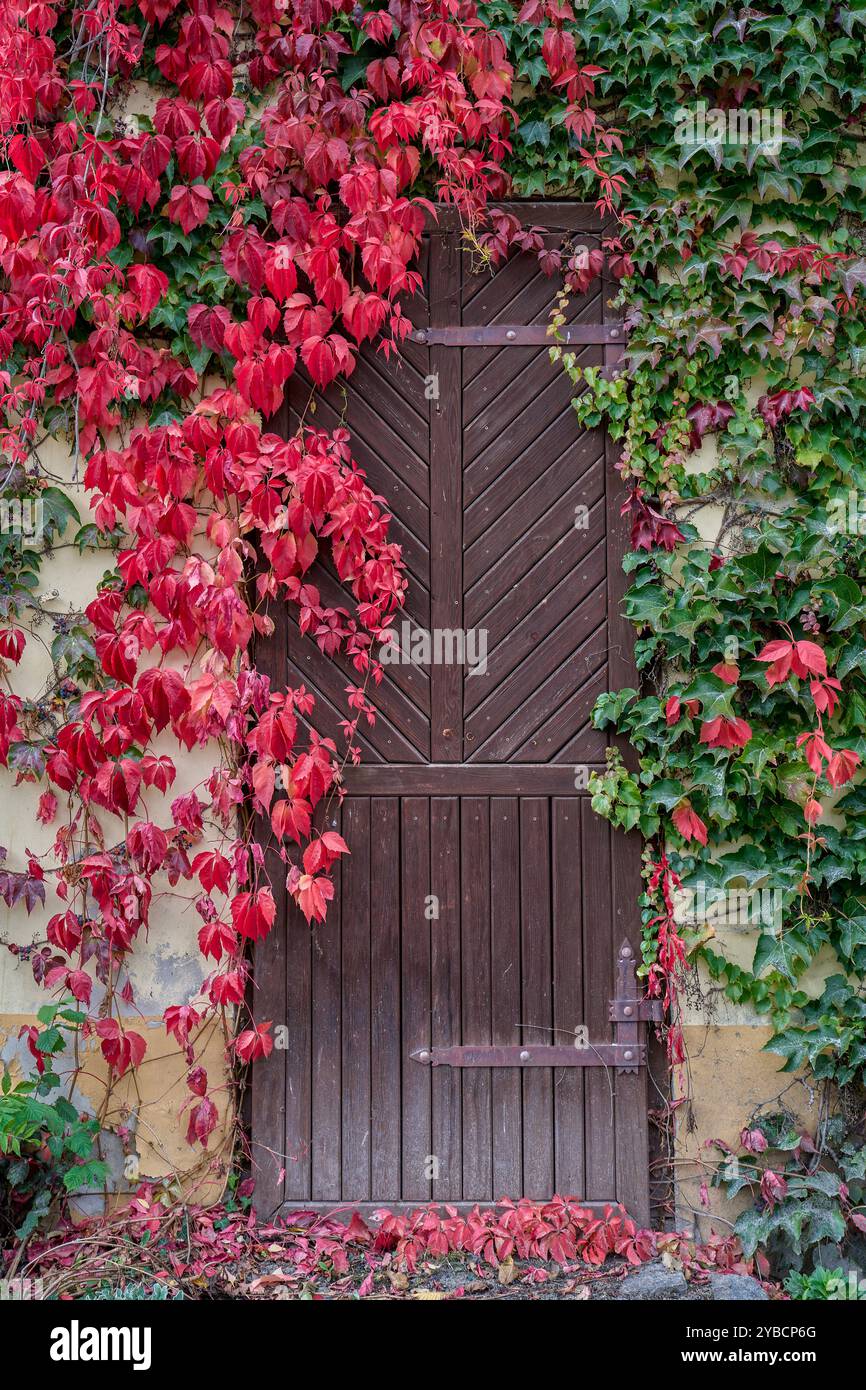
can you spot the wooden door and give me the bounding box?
[251,203,650,1224]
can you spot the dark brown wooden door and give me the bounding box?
[252,203,650,1224]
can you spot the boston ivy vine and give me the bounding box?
[0,0,612,1218]
[475,0,866,1265]
[3,0,866,1271]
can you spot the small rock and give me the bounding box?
[617,1264,690,1300]
[708,1273,768,1301]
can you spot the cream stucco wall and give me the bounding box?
[0,434,232,1208]
[668,414,836,1236]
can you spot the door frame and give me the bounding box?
[249,202,656,1225]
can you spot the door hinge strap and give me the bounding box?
[412,323,623,347]
[410,1043,645,1072]
[609,998,664,1023]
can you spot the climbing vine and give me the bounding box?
[477,0,866,1266]
[0,0,611,1217]
[4,0,866,1272]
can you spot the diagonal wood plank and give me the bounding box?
[295,368,430,503]
[465,584,606,733]
[465,462,605,628]
[287,635,430,762]
[464,349,587,467]
[464,560,606,717]
[464,413,599,543]
[464,440,604,589]
[467,626,608,761]
[512,667,610,763]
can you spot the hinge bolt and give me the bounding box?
[418,1050,430,1062]
[519,1049,530,1061]
[624,1050,634,1061]
[623,1005,633,1017]
[506,329,517,340]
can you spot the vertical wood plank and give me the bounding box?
[461,797,493,1199]
[250,569,289,1217]
[613,829,651,1227]
[581,799,616,1199]
[401,797,432,1199]
[371,797,401,1197]
[283,897,312,1201]
[310,804,341,1201]
[490,796,522,1197]
[428,230,463,761]
[341,798,371,1199]
[430,796,462,1200]
[520,798,554,1198]
[552,797,585,1198]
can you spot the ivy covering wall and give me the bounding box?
[1,0,866,1277]
[482,0,866,1269]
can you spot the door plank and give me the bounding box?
[284,897,312,1201]
[464,465,605,627]
[581,799,616,1199]
[468,634,608,763]
[341,798,371,1199]
[465,597,607,751]
[464,415,599,539]
[490,797,523,1197]
[428,228,463,763]
[311,806,342,1201]
[520,798,555,1197]
[463,441,603,588]
[371,797,402,1198]
[430,797,462,1200]
[461,798,493,1199]
[552,798,586,1197]
[251,578,290,1217]
[401,798,432,1199]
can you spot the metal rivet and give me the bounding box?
[414,330,426,342]
[506,329,517,340]
[418,1050,430,1062]
[621,946,632,958]
[519,1049,530,1061]
[624,1050,634,1061]
[623,1005,633,1017]
[609,327,620,338]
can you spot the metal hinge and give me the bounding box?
[609,998,664,1023]
[412,323,623,347]
[409,941,655,1075]
[410,1042,645,1071]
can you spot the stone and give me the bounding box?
[708,1273,768,1301]
[616,1264,691,1300]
